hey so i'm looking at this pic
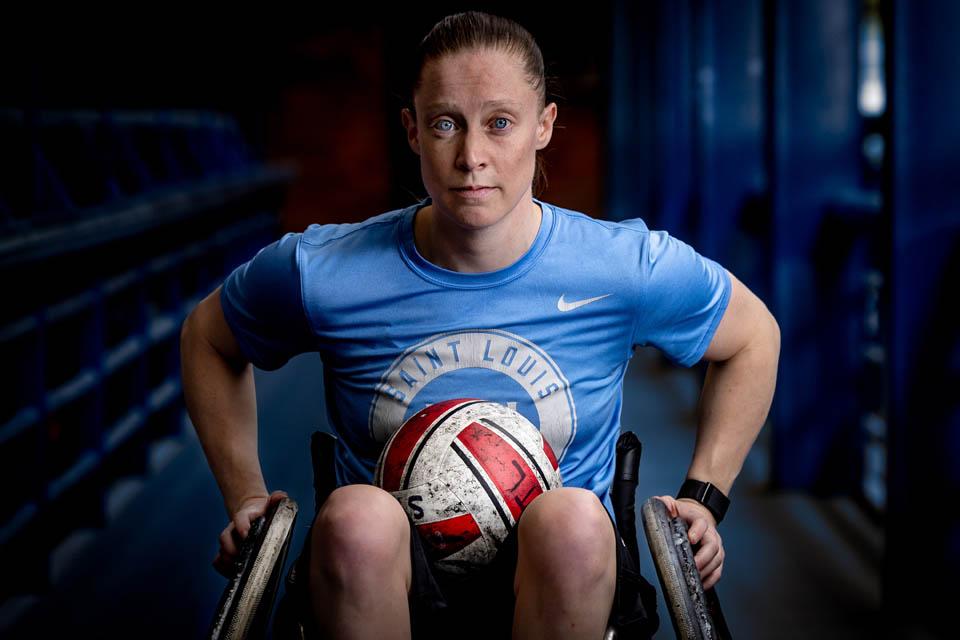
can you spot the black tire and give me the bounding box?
[641,497,719,640]
[209,497,299,640]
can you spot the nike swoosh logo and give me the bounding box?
[557,293,612,312]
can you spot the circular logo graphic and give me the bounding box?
[368,329,577,461]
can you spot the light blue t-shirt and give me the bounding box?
[221,196,731,519]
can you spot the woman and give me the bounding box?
[181,10,780,639]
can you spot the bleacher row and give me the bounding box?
[0,108,294,601]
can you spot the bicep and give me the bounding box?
[183,286,247,366]
[701,270,778,362]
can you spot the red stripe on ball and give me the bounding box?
[542,438,559,471]
[417,513,482,558]
[457,421,544,521]
[381,398,479,491]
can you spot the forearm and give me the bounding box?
[181,319,266,516]
[687,315,780,494]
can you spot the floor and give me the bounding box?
[0,347,908,638]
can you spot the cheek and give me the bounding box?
[417,146,440,178]
[419,140,449,168]
[505,139,538,175]
[516,132,541,160]
[424,156,450,191]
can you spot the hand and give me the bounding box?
[213,489,288,578]
[654,495,725,590]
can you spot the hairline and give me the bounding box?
[413,44,546,111]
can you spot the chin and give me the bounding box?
[438,198,505,230]
[447,212,502,231]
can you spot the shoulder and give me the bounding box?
[541,201,654,256]
[301,208,408,249]
[224,206,410,306]
[549,202,704,263]
[546,201,651,236]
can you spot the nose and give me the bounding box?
[455,127,488,172]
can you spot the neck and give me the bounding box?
[415,197,543,273]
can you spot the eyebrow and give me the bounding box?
[422,100,524,115]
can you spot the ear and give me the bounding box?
[401,108,420,156]
[535,102,558,150]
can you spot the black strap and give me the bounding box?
[677,478,730,524]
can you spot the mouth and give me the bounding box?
[451,186,496,200]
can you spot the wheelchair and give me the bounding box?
[210,428,729,639]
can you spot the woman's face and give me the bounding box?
[402,47,557,231]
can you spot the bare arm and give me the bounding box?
[689,269,780,494]
[658,269,780,589]
[180,285,266,517]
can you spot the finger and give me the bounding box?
[674,499,714,527]
[699,544,724,578]
[703,565,723,590]
[219,524,239,557]
[234,518,249,540]
[694,535,720,571]
[213,553,234,579]
[655,495,679,518]
[687,518,708,545]
[265,492,286,510]
[234,509,258,539]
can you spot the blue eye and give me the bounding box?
[434,120,454,132]
[493,118,510,130]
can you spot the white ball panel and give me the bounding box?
[389,480,468,525]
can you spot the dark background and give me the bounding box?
[1,1,957,638]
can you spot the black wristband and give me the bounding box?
[677,479,730,524]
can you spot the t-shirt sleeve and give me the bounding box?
[631,229,731,367]
[219,232,315,370]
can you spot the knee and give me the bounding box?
[517,488,614,581]
[311,484,410,583]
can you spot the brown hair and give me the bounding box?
[408,11,552,197]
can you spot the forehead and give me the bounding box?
[415,48,538,112]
